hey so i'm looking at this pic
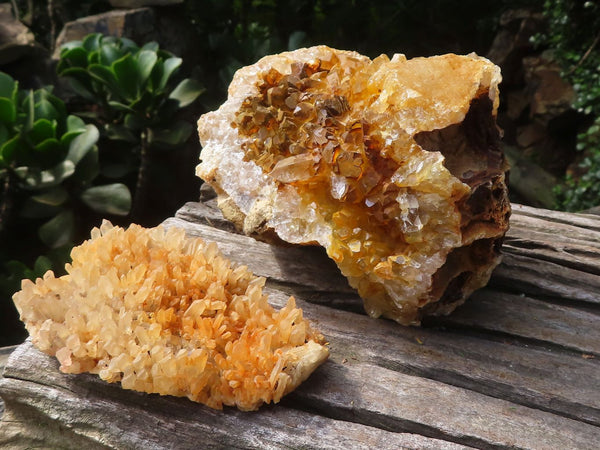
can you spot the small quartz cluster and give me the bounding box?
[13,221,328,411]
[197,46,510,325]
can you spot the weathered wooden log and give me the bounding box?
[1,201,599,449]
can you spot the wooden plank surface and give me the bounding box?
[0,346,16,419]
[1,201,599,449]
[1,342,471,450]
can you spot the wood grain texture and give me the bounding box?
[0,342,471,450]
[1,200,599,449]
[0,346,16,419]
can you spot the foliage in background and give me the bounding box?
[57,33,204,221]
[0,70,130,301]
[185,0,539,109]
[534,0,600,210]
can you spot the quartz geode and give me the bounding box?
[197,46,510,325]
[13,221,328,411]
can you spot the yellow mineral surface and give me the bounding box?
[197,46,510,325]
[13,221,328,411]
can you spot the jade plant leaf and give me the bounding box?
[67,124,99,165]
[168,79,204,107]
[30,119,56,144]
[0,98,16,124]
[148,121,192,148]
[1,135,21,164]
[0,72,16,99]
[136,50,158,86]
[157,57,182,90]
[20,198,61,219]
[60,47,88,68]
[31,186,69,206]
[83,33,102,52]
[39,209,75,248]
[80,183,131,215]
[15,160,75,189]
[112,54,140,101]
[105,123,138,143]
[89,64,124,99]
[72,145,99,183]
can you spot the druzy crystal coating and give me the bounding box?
[197,46,510,325]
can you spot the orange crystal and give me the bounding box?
[197,46,510,325]
[13,221,328,411]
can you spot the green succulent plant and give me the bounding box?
[0,71,131,248]
[57,34,204,220]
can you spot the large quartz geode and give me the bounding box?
[13,221,328,411]
[197,46,510,325]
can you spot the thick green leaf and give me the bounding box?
[16,160,75,189]
[67,115,86,132]
[112,54,139,100]
[168,79,204,107]
[158,57,182,90]
[60,40,83,54]
[60,130,84,148]
[33,255,53,276]
[0,123,8,145]
[61,115,89,149]
[141,42,159,52]
[34,138,62,157]
[60,47,88,68]
[31,186,69,206]
[80,183,131,215]
[63,76,96,102]
[34,99,59,122]
[46,91,67,119]
[82,33,102,52]
[19,198,61,218]
[87,50,100,65]
[88,64,123,98]
[0,72,16,98]
[129,91,155,113]
[136,50,158,87]
[39,210,74,248]
[105,123,138,143]
[72,145,99,183]
[30,119,56,144]
[67,124,99,165]
[100,43,125,66]
[0,98,16,124]
[148,121,192,148]
[119,37,139,54]
[1,135,21,164]
[58,64,88,77]
[107,100,135,113]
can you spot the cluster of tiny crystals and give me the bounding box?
[231,52,473,322]
[13,221,327,411]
